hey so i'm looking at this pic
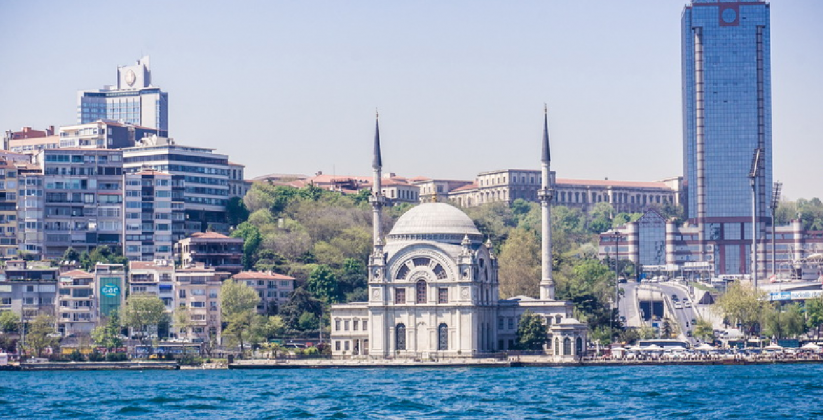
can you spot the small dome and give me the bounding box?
[389,203,481,238]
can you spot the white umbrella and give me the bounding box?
[696,343,715,351]
[643,344,664,351]
[801,342,821,350]
[764,343,783,350]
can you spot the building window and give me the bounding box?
[563,337,572,355]
[353,319,359,331]
[438,323,448,351]
[344,341,350,351]
[438,288,448,304]
[396,324,406,351]
[416,280,427,304]
[335,319,340,331]
[576,337,583,356]
[362,319,368,330]
[335,341,340,351]
[344,320,349,331]
[395,288,405,304]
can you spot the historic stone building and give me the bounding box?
[330,112,587,360]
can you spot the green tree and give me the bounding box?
[307,264,340,304]
[588,202,615,234]
[0,311,19,333]
[298,311,319,331]
[498,228,540,298]
[231,222,262,270]
[516,310,547,350]
[806,296,823,340]
[121,294,166,351]
[714,282,767,336]
[693,318,715,342]
[91,310,123,351]
[763,303,806,339]
[227,196,250,228]
[25,314,57,358]
[279,287,322,331]
[62,247,81,263]
[221,279,261,355]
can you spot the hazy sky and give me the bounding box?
[1,1,821,200]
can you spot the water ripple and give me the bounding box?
[0,365,822,418]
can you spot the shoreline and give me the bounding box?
[3,357,822,371]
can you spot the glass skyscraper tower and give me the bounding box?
[682,0,772,275]
[77,56,169,132]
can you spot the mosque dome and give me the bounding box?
[388,203,481,239]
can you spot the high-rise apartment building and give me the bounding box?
[681,0,772,274]
[123,137,231,234]
[77,56,169,132]
[39,148,124,259]
[123,169,182,261]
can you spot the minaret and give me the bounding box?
[368,111,387,275]
[538,105,555,300]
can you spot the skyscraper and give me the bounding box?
[77,56,169,132]
[682,0,772,275]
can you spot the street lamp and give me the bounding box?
[770,182,782,279]
[748,147,763,289]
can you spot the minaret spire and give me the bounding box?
[370,110,385,250]
[539,104,555,300]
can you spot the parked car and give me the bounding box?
[674,302,683,309]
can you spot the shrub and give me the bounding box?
[68,350,85,362]
[106,352,128,362]
[88,350,105,362]
[178,355,203,366]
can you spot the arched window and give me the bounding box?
[438,323,448,350]
[563,337,572,355]
[576,337,583,355]
[396,324,406,351]
[416,280,427,304]
[554,338,560,355]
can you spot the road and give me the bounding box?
[618,280,715,345]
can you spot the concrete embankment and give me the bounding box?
[229,357,823,369]
[19,361,179,371]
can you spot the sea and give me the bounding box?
[1,365,820,419]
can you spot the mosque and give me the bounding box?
[329,111,588,360]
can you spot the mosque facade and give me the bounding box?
[330,112,588,360]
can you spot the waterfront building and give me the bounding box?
[232,271,295,315]
[57,269,96,336]
[128,260,175,312]
[94,263,125,318]
[4,126,57,153]
[411,177,473,204]
[330,113,587,360]
[176,232,243,275]
[681,0,772,275]
[123,169,181,261]
[77,56,168,132]
[123,136,230,234]
[0,260,58,321]
[38,148,124,259]
[173,266,227,343]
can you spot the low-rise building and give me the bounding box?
[174,266,227,343]
[176,232,243,274]
[94,263,125,318]
[128,260,175,311]
[57,269,96,336]
[232,271,295,315]
[0,260,58,322]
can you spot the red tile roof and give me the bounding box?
[61,269,93,278]
[233,271,295,280]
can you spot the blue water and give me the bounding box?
[1,365,821,419]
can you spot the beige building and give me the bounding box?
[57,269,96,337]
[0,159,19,258]
[174,266,228,343]
[232,271,295,315]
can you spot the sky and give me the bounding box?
[1,1,821,200]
